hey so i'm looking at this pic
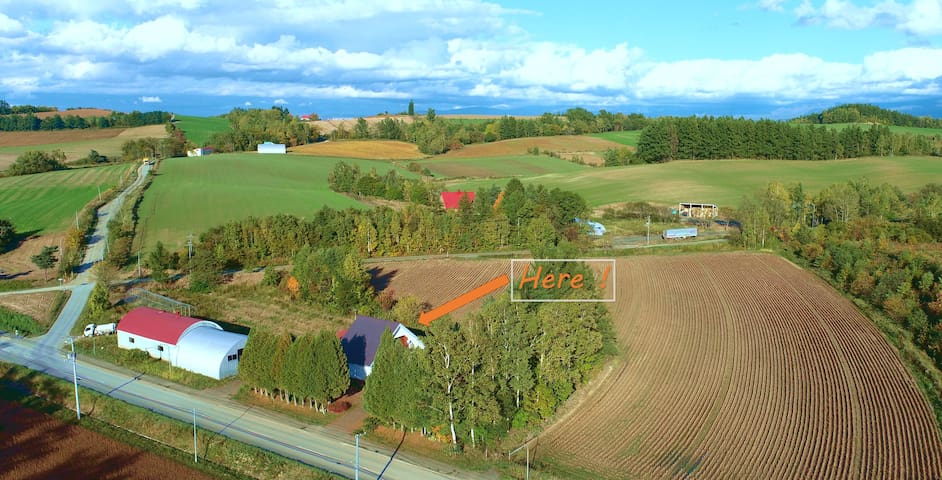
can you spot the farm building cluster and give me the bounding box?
[678,202,718,218]
[116,307,247,380]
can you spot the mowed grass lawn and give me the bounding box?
[448,156,942,207]
[419,154,590,178]
[173,115,231,146]
[137,153,416,251]
[589,130,642,147]
[0,164,133,234]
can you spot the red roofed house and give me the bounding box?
[440,190,475,210]
[117,307,247,380]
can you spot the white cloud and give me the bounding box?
[794,0,942,37]
[244,101,252,106]
[140,96,162,103]
[273,98,287,105]
[758,0,787,11]
[0,12,23,34]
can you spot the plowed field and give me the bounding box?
[368,259,508,318]
[290,140,423,160]
[0,400,211,480]
[539,252,942,479]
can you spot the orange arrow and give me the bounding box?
[419,274,510,326]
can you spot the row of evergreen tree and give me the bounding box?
[363,293,615,448]
[0,109,171,131]
[636,117,942,162]
[238,329,350,412]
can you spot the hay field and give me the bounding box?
[0,124,167,168]
[291,140,424,160]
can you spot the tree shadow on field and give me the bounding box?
[1,229,40,254]
[368,267,398,292]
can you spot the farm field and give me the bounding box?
[448,156,942,207]
[0,400,212,480]
[803,123,942,137]
[136,153,416,251]
[538,252,942,479]
[291,140,423,160]
[589,130,641,147]
[421,154,589,178]
[437,135,624,166]
[173,114,231,146]
[367,258,508,318]
[0,124,167,168]
[0,164,132,234]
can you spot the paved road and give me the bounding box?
[0,162,487,480]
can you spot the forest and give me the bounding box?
[793,103,942,128]
[635,116,942,162]
[735,180,942,392]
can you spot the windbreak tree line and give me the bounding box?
[196,178,590,268]
[0,105,171,131]
[206,107,318,151]
[3,150,67,176]
[735,181,942,379]
[363,292,615,450]
[238,329,350,412]
[327,161,437,206]
[330,108,650,155]
[636,117,942,162]
[793,103,942,129]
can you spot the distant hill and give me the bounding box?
[793,103,942,129]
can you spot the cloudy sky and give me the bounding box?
[1,0,941,117]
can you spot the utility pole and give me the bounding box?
[355,433,360,480]
[137,250,142,278]
[66,336,80,420]
[97,185,102,202]
[509,439,531,480]
[193,408,198,463]
[646,215,651,245]
[187,234,194,260]
[75,211,79,230]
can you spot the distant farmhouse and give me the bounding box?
[338,315,424,380]
[440,190,475,210]
[186,147,213,157]
[117,307,247,380]
[257,141,287,154]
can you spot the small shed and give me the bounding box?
[187,147,213,157]
[339,315,424,380]
[440,191,475,210]
[117,307,247,380]
[257,141,287,154]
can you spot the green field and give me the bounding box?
[174,115,231,146]
[589,130,642,147]
[137,153,416,251]
[447,156,942,208]
[419,154,590,178]
[0,164,132,234]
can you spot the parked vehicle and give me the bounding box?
[662,227,698,240]
[83,323,117,337]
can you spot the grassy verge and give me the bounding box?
[46,290,70,327]
[0,304,42,335]
[0,361,342,480]
[72,335,227,390]
[0,279,36,292]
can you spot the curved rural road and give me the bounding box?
[0,162,486,480]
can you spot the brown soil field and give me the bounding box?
[0,233,66,282]
[0,128,124,147]
[0,290,68,328]
[0,124,167,168]
[34,108,114,119]
[538,252,942,479]
[0,400,213,480]
[290,140,424,160]
[439,135,626,164]
[368,258,508,319]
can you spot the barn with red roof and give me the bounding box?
[440,190,475,210]
[117,307,247,380]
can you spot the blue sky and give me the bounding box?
[1,0,941,117]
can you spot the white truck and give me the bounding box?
[83,323,117,337]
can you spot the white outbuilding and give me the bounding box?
[117,307,247,380]
[257,141,286,154]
